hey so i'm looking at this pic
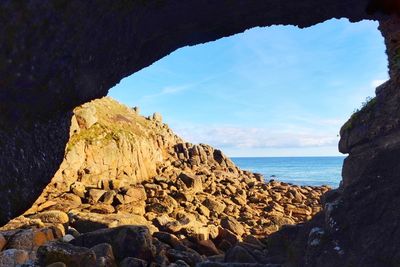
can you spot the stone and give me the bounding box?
[220,217,245,237]
[102,191,116,205]
[69,212,151,234]
[0,234,6,251]
[125,186,147,202]
[225,245,257,263]
[152,112,163,122]
[90,243,117,267]
[62,234,75,243]
[178,172,203,194]
[202,197,226,215]
[88,189,107,203]
[71,226,155,261]
[71,182,86,199]
[75,105,98,129]
[6,228,55,252]
[166,249,203,266]
[30,211,69,225]
[0,249,29,266]
[37,241,97,267]
[119,257,147,267]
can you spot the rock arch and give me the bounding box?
[0,1,399,265]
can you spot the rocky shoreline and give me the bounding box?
[0,98,330,266]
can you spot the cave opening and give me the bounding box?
[108,18,388,188]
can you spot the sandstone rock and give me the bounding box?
[75,105,98,129]
[220,217,245,237]
[70,182,86,199]
[37,241,97,267]
[0,249,29,266]
[88,203,115,214]
[178,173,203,194]
[88,189,107,203]
[6,228,55,253]
[102,191,116,205]
[202,197,226,215]
[69,212,151,234]
[71,226,155,261]
[30,211,69,225]
[125,186,147,202]
[152,112,163,122]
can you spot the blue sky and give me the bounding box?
[109,19,388,157]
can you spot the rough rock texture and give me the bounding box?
[0,0,386,225]
[0,98,329,266]
[1,1,400,266]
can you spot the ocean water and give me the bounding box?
[231,157,345,188]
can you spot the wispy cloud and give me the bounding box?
[174,125,339,150]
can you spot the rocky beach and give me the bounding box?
[0,98,330,266]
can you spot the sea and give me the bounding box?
[231,157,345,188]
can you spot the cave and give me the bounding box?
[1,1,400,266]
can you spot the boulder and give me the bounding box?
[71,226,155,261]
[178,173,203,194]
[0,249,29,266]
[90,243,117,267]
[30,210,69,225]
[88,189,107,203]
[220,217,245,237]
[37,241,96,267]
[225,245,257,263]
[202,197,226,215]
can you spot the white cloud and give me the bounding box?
[174,125,339,150]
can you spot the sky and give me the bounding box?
[109,18,388,157]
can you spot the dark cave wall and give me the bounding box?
[0,7,398,267]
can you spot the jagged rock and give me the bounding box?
[88,189,107,203]
[152,112,163,122]
[71,226,155,261]
[178,173,203,194]
[203,197,226,215]
[220,217,245,237]
[37,241,96,267]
